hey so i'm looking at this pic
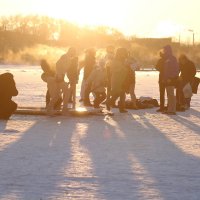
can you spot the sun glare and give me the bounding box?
[152,21,182,38]
[1,0,200,40]
[45,0,121,28]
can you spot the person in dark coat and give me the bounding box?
[66,56,79,103]
[122,56,138,109]
[104,45,115,105]
[162,45,179,115]
[106,47,129,113]
[155,50,166,112]
[177,54,196,109]
[0,73,18,120]
[82,48,96,106]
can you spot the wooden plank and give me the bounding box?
[69,107,114,116]
[15,109,47,116]
[15,107,113,116]
[18,106,46,110]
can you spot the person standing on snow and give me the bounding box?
[106,47,129,113]
[162,45,179,115]
[155,50,166,112]
[47,47,77,115]
[104,45,115,106]
[82,48,96,106]
[125,56,138,109]
[177,54,196,110]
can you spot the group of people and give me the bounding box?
[0,44,199,120]
[156,45,198,115]
[41,44,198,116]
[41,45,138,115]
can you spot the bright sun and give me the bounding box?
[152,21,182,38]
[45,0,119,27]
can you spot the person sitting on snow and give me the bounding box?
[0,72,18,120]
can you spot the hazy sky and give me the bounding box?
[0,0,200,42]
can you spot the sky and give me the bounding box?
[0,0,200,43]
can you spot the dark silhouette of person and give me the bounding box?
[66,56,79,104]
[0,72,18,120]
[85,59,107,109]
[162,45,179,115]
[106,47,129,113]
[155,50,166,112]
[177,54,196,109]
[82,48,96,106]
[104,45,115,105]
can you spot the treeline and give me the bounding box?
[0,15,129,65]
[0,15,124,48]
[0,15,200,68]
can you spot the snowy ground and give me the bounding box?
[0,66,200,200]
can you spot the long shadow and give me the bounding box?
[79,115,144,199]
[1,112,200,199]
[172,114,200,134]
[189,108,200,118]
[0,115,76,199]
[0,120,7,132]
[81,112,200,200]
[116,113,200,199]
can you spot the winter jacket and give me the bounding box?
[56,53,74,81]
[66,56,78,84]
[155,57,165,83]
[0,73,18,102]
[162,45,179,86]
[179,59,196,83]
[86,67,106,93]
[110,59,129,96]
[124,64,135,93]
[83,55,96,80]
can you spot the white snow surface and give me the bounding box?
[0,65,200,200]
